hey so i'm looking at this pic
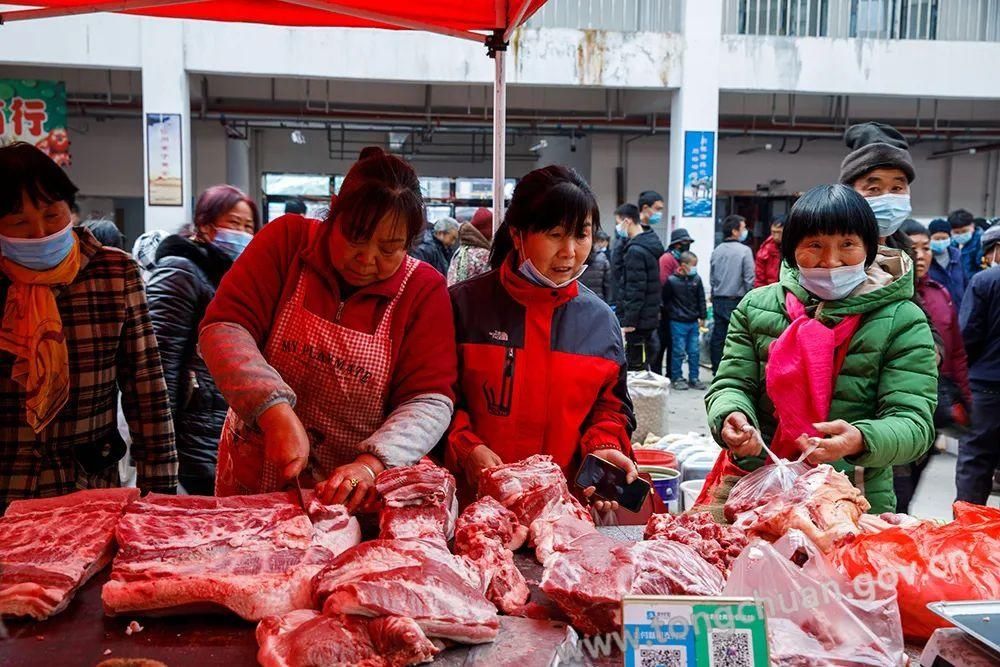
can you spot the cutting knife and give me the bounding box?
[288,474,309,512]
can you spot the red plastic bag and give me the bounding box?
[725,530,905,666]
[830,502,1000,642]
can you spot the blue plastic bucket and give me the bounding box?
[639,465,681,507]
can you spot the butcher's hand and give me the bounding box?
[582,449,638,513]
[804,420,865,464]
[465,444,503,489]
[258,403,310,483]
[316,454,385,513]
[720,412,762,458]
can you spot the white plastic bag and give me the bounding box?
[725,531,906,667]
[627,370,670,443]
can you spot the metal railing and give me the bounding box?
[722,0,1000,41]
[524,0,682,33]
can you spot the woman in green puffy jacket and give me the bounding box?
[704,184,937,514]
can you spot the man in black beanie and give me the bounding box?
[839,122,916,250]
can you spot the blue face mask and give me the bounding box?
[953,231,973,246]
[798,261,868,301]
[212,228,253,260]
[615,223,628,239]
[930,238,951,255]
[648,211,663,226]
[685,266,698,278]
[738,229,749,243]
[865,193,912,237]
[0,223,75,271]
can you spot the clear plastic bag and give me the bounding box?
[723,429,816,524]
[724,530,906,667]
[723,457,811,523]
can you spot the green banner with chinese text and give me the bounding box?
[0,79,70,166]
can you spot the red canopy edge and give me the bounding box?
[0,0,549,40]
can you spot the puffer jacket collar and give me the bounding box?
[155,234,233,287]
[779,247,914,321]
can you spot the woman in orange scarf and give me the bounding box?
[0,142,177,509]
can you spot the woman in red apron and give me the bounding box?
[699,184,937,516]
[198,147,457,512]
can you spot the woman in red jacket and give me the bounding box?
[199,148,456,512]
[447,166,636,511]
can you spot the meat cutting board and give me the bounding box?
[1,563,581,667]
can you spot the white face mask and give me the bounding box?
[518,257,588,289]
[516,232,587,288]
[798,261,868,301]
[866,193,912,238]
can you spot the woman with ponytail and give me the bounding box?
[447,165,636,511]
[199,147,456,512]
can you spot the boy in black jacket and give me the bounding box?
[662,252,707,390]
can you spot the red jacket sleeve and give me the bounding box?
[580,363,635,459]
[386,267,458,409]
[200,215,309,344]
[446,407,486,471]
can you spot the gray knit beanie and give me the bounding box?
[838,122,916,186]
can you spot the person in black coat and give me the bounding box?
[615,206,665,371]
[608,203,637,304]
[662,252,707,390]
[579,229,613,303]
[146,185,259,495]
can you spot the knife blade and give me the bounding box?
[289,474,309,512]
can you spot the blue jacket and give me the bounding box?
[928,246,968,312]
[959,265,1000,388]
[954,228,984,281]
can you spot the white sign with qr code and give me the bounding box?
[622,596,769,667]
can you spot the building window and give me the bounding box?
[851,0,938,39]
[739,0,829,37]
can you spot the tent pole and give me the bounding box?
[488,29,508,233]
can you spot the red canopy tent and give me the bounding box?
[0,0,550,223]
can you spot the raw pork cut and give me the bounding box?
[478,455,591,529]
[453,497,530,613]
[730,464,871,552]
[478,455,594,562]
[643,513,748,575]
[540,518,724,635]
[0,488,139,619]
[377,462,458,546]
[102,492,360,620]
[313,539,499,644]
[256,610,439,667]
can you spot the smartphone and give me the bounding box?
[574,454,651,513]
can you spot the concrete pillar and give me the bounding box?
[226,135,251,195]
[140,19,192,233]
[668,0,722,283]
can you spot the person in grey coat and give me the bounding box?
[580,229,613,303]
[709,214,754,373]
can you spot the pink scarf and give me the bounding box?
[764,292,862,459]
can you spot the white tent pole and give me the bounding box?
[490,29,507,233]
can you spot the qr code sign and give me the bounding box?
[639,645,686,667]
[708,628,755,667]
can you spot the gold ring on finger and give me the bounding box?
[349,478,359,489]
